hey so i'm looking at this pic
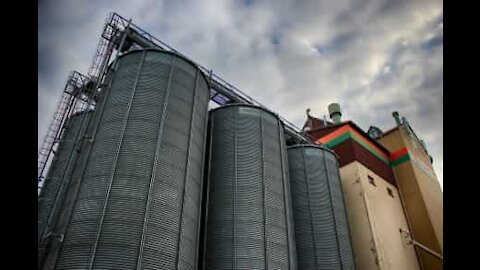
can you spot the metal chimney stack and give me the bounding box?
[392,111,402,126]
[328,103,342,124]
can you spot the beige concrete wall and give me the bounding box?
[398,128,443,252]
[393,162,443,270]
[340,162,420,270]
[378,126,443,270]
[340,163,380,270]
[377,128,404,153]
[409,163,443,251]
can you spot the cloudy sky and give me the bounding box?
[38,0,443,189]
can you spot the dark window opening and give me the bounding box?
[387,187,394,198]
[368,175,376,186]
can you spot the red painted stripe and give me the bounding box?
[315,125,350,144]
[390,147,409,160]
[315,124,390,161]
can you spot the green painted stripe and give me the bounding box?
[324,131,390,164]
[324,132,351,148]
[350,133,390,164]
[391,154,410,166]
[349,130,390,160]
[322,130,410,167]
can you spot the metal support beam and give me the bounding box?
[126,28,161,49]
[399,228,443,261]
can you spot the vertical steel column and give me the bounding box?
[280,127,297,270]
[301,148,319,268]
[202,114,215,270]
[194,80,210,269]
[232,106,237,269]
[259,113,269,269]
[174,66,199,269]
[135,55,176,269]
[88,50,146,270]
[278,122,294,269]
[322,150,344,270]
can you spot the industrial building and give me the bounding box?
[377,113,443,270]
[303,104,443,270]
[38,12,441,270]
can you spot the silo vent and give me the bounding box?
[328,103,342,124]
[392,111,402,126]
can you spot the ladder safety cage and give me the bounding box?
[37,71,92,191]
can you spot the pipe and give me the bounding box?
[399,228,443,261]
[392,111,402,126]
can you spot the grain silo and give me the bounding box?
[52,49,210,270]
[287,145,355,270]
[202,104,297,270]
[38,110,93,268]
[41,85,108,270]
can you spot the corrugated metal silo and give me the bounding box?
[38,110,93,256]
[53,49,210,270]
[287,145,355,270]
[38,110,94,269]
[203,104,297,270]
[41,106,101,270]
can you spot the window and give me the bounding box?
[387,187,394,198]
[368,175,376,186]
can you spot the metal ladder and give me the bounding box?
[38,82,76,191]
[38,71,91,193]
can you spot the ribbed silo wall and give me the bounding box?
[41,103,103,270]
[203,104,297,270]
[54,49,210,270]
[38,110,93,267]
[287,145,355,270]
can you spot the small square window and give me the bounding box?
[368,175,376,186]
[387,188,394,198]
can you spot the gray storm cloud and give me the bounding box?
[38,0,443,188]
